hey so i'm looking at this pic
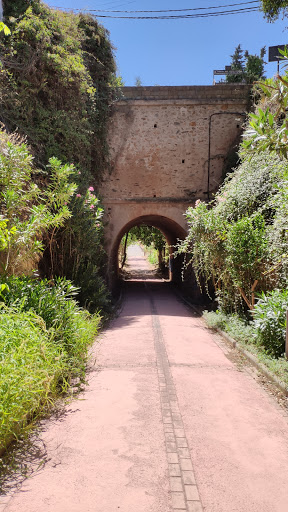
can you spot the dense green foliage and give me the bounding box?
[253,289,288,357]
[226,45,266,84]
[1,1,116,178]
[180,70,288,359]
[179,149,287,312]
[3,0,38,19]
[260,0,288,20]
[0,277,100,452]
[0,1,117,309]
[0,276,100,371]
[0,309,64,453]
[0,130,76,275]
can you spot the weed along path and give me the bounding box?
[2,246,288,512]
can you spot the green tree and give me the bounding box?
[226,44,245,83]
[244,48,266,83]
[226,45,266,84]
[260,0,288,21]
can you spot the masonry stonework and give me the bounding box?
[99,85,251,289]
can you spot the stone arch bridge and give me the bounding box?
[99,85,250,290]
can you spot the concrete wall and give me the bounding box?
[99,85,251,290]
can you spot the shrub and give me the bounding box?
[41,189,111,313]
[0,130,76,275]
[0,276,101,373]
[253,289,288,358]
[178,149,287,313]
[203,310,256,345]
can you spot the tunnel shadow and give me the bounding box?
[115,279,203,319]
[105,279,206,337]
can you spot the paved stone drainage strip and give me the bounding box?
[148,289,203,512]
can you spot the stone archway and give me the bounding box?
[99,85,250,294]
[110,214,187,289]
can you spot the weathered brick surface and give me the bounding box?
[99,85,250,287]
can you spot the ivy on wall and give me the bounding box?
[1,1,117,183]
[0,1,120,308]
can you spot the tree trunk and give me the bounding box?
[121,231,129,269]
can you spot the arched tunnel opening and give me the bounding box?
[110,214,191,292]
[119,225,171,281]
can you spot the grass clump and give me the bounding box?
[203,310,256,345]
[0,276,101,376]
[0,277,101,452]
[203,309,288,387]
[0,309,65,454]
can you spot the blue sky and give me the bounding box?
[45,1,288,85]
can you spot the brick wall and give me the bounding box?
[101,85,250,203]
[99,85,251,288]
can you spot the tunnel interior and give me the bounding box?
[112,215,187,286]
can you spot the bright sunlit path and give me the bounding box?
[123,243,162,281]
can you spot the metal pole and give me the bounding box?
[286,309,288,359]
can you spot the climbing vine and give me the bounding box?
[0,1,120,309]
[1,2,117,180]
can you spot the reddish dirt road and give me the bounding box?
[1,245,288,511]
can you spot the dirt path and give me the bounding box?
[1,245,288,511]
